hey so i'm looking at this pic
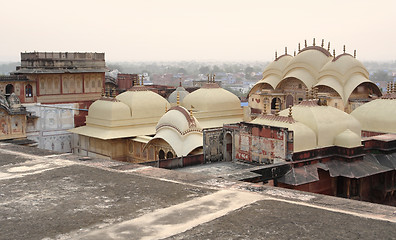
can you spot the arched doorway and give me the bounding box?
[166,151,174,159]
[6,84,14,96]
[159,150,165,160]
[25,84,33,97]
[286,95,293,108]
[271,97,281,110]
[224,132,233,161]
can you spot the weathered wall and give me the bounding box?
[0,109,26,140]
[203,128,224,162]
[24,103,75,153]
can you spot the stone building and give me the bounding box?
[70,77,244,163]
[248,39,381,119]
[0,52,106,152]
[0,93,28,141]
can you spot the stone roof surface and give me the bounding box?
[1,143,395,240]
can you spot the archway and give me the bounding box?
[286,95,293,108]
[159,149,165,160]
[25,84,33,97]
[166,151,174,159]
[271,97,281,110]
[6,84,14,96]
[224,132,233,161]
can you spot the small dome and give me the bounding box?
[351,98,396,134]
[156,106,201,134]
[285,48,333,74]
[334,129,361,148]
[279,101,361,147]
[182,86,241,112]
[320,53,368,79]
[168,86,189,103]
[88,99,131,121]
[116,90,170,119]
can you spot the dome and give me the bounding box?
[88,99,131,121]
[156,106,201,134]
[149,106,203,157]
[279,101,361,147]
[319,54,369,80]
[351,98,396,134]
[116,89,170,119]
[251,115,317,152]
[334,129,361,148]
[284,47,333,75]
[168,86,189,104]
[182,85,241,112]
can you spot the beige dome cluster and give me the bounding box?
[250,44,381,105]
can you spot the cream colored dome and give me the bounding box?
[88,99,131,121]
[156,106,201,134]
[251,115,316,152]
[279,101,361,147]
[150,106,203,157]
[351,98,396,134]
[182,87,241,112]
[334,129,361,148]
[320,54,368,79]
[284,48,333,74]
[116,90,170,119]
[168,86,189,103]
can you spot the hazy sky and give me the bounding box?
[1,0,395,62]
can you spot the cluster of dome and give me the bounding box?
[250,45,381,105]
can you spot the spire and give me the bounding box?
[177,91,180,105]
[285,46,287,55]
[387,82,390,94]
[305,88,309,100]
[275,51,278,59]
[321,39,324,48]
[298,43,301,52]
[304,39,307,47]
[207,74,210,83]
[212,73,216,83]
[288,106,293,118]
[179,78,182,87]
[343,45,346,53]
[313,38,315,46]
[333,49,336,59]
[328,42,331,51]
[354,50,356,58]
[263,101,267,115]
[294,50,296,56]
[314,86,318,99]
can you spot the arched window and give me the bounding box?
[159,150,165,160]
[25,84,33,97]
[271,97,281,110]
[5,84,14,96]
[166,151,174,159]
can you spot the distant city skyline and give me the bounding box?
[1,0,395,62]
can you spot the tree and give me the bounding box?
[245,66,254,80]
[370,70,392,82]
[199,66,211,74]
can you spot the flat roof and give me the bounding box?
[1,143,395,239]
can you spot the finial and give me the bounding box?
[212,73,216,83]
[189,109,193,118]
[285,47,287,55]
[321,39,324,47]
[393,82,395,93]
[275,51,278,59]
[207,74,210,83]
[275,99,280,116]
[288,106,292,118]
[294,50,296,56]
[333,49,336,59]
[304,39,307,47]
[263,101,267,114]
[305,88,309,100]
[343,45,346,53]
[313,38,315,46]
[328,42,330,51]
[387,82,390,94]
[177,91,180,105]
[101,88,105,97]
[111,87,116,97]
[298,43,301,52]
[179,78,182,87]
[314,86,318,99]
[354,50,356,58]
